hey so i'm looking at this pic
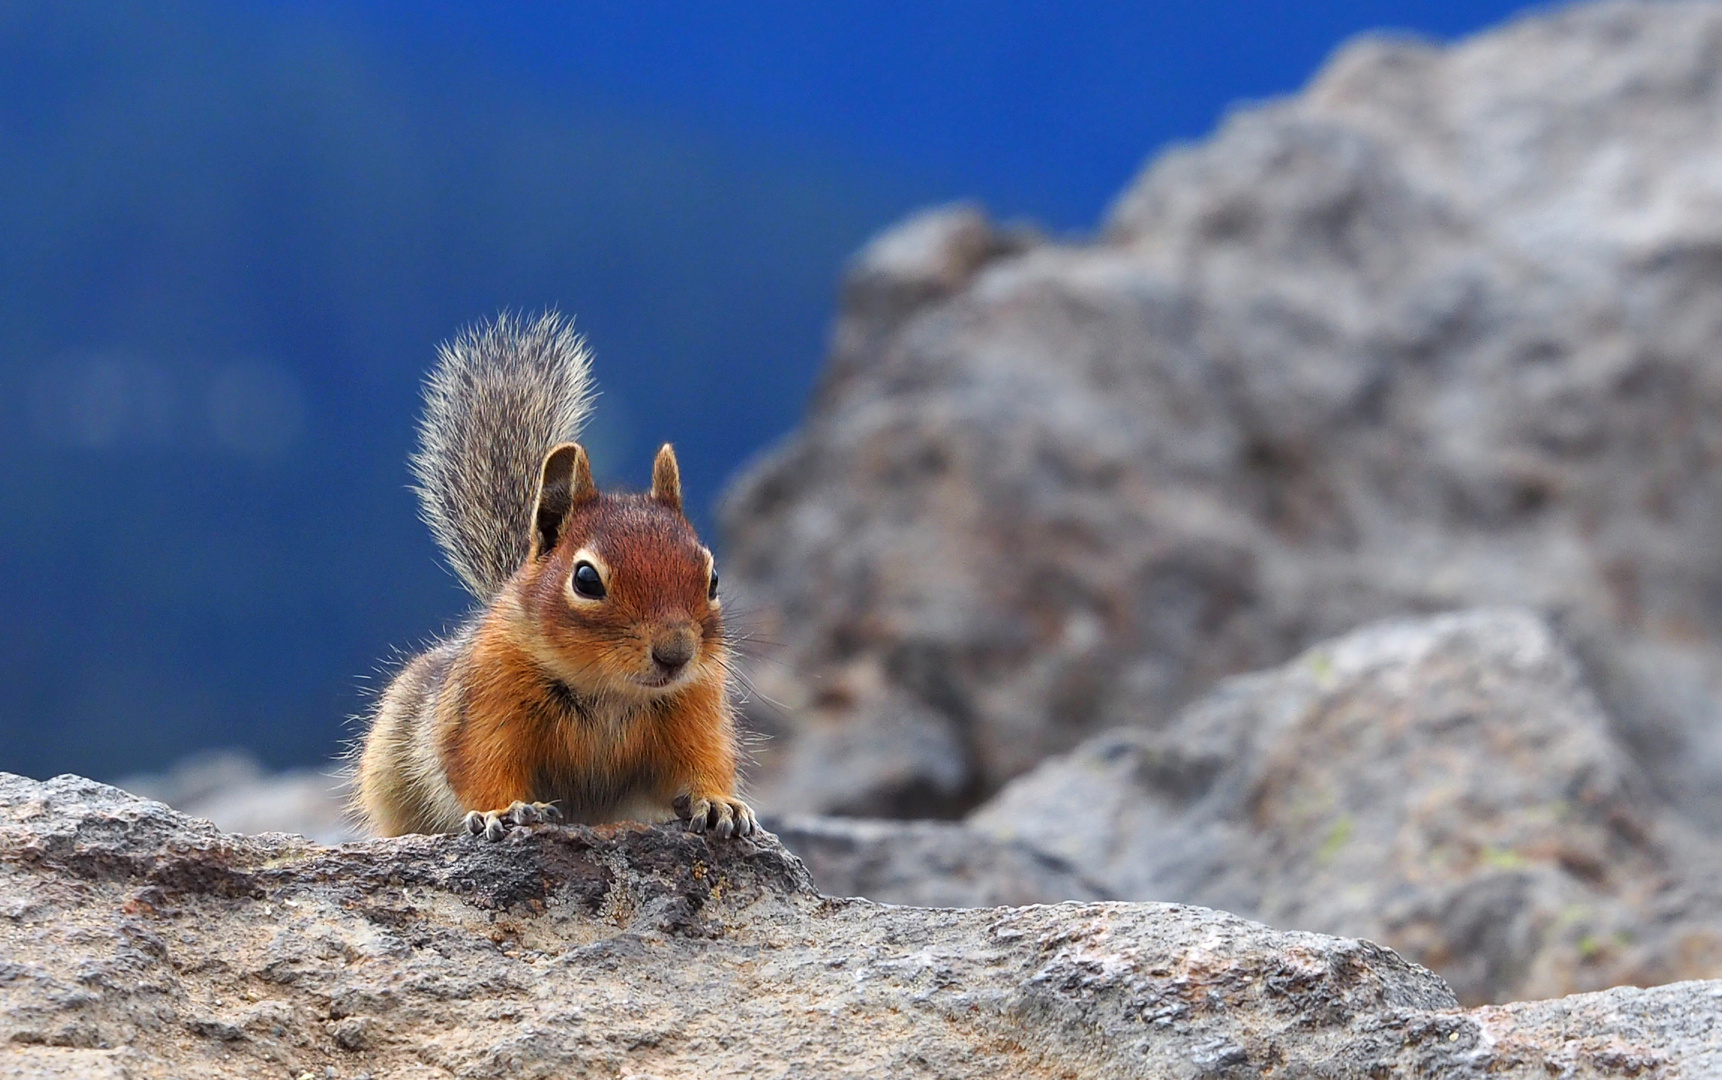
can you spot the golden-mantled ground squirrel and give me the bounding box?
[352,312,754,841]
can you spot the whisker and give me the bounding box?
[716,657,796,719]
[726,634,787,650]
[727,649,799,672]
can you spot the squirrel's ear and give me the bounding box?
[532,442,597,558]
[650,443,682,514]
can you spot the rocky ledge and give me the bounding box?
[1,774,1718,1078]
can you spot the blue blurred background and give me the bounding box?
[0,0,1532,781]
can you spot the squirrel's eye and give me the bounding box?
[708,568,719,602]
[572,561,606,600]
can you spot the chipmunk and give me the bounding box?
[351,311,755,842]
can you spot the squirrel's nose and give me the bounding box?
[651,631,696,671]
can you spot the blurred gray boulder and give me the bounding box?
[778,609,1722,1003]
[117,749,355,844]
[766,813,1106,908]
[723,0,1722,822]
[973,608,1722,1005]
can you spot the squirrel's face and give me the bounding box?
[520,494,725,697]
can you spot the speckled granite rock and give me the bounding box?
[6,772,1718,1078]
[722,0,1722,825]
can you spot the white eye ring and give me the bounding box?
[566,548,609,604]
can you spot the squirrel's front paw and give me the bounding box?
[673,794,757,839]
[463,800,562,842]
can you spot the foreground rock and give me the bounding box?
[723,0,1722,824]
[790,610,1722,1006]
[5,775,1719,1077]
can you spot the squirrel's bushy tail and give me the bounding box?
[410,311,595,600]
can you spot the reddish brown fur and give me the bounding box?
[354,446,748,838]
[438,494,735,820]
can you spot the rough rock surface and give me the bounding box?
[722,0,1722,823]
[4,773,1721,1078]
[776,609,1722,1005]
[975,608,1722,1005]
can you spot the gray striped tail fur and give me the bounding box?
[410,311,595,600]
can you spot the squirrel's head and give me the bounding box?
[510,441,724,697]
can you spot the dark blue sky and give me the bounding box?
[305,1,1537,227]
[1,0,1540,780]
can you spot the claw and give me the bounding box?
[675,794,757,839]
[462,801,561,842]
